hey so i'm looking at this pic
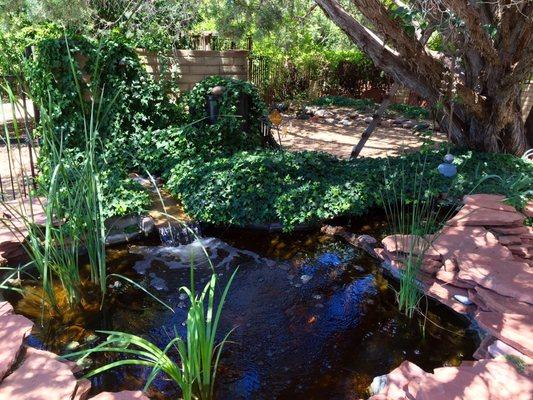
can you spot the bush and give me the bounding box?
[186,75,267,149]
[166,148,533,230]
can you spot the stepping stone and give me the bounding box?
[0,314,33,380]
[436,270,475,289]
[475,311,533,357]
[507,245,532,259]
[0,302,13,317]
[447,205,525,227]
[456,252,533,304]
[463,194,517,212]
[416,360,533,400]
[89,391,149,400]
[0,343,79,400]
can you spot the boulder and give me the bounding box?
[463,194,517,212]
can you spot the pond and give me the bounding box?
[3,220,479,400]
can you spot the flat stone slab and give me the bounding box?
[90,391,149,400]
[456,253,533,304]
[475,311,533,357]
[463,194,517,212]
[447,205,525,227]
[415,359,533,400]
[0,343,79,400]
[0,314,33,380]
[473,286,532,316]
[432,226,513,260]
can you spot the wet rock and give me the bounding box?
[300,274,312,284]
[65,341,80,351]
[0,314,33,379]
[139,216,155,235]
[382,234,441,260]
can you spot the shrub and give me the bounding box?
[166,148,533,230]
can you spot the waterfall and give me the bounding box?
[158,222,202,246]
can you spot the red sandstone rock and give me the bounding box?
[475,311,533,357]
[0,314,33,380]
[0,343,79,400]
[472,335,495,360]
[463,194,517,212]
[89,391,149,400]
[507,245,532,259]
[436,270,475,289]
[523,200,533,218]
[433,226,513,260]
[0,302,13,317]
[498,235,523,246]
[24,347,82,374]
[492,226,529,235]
[488,339,533,363]
[455,252,533,304]
[73,379,92,400]
[381,235,441,259]
[415,360,533,400]
[474,286,532,316]
[369,361,429,400]
[447,205,525,227]
[426,282,473,314]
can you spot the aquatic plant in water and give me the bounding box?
[66,267,237,400]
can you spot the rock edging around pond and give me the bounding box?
[325,193,533,399]
[0,300,148,400]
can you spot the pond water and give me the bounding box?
[4,221,479,400]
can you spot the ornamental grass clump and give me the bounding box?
[380,154,447,318]
[67,266,237,400]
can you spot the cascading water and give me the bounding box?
[158,221,202,246]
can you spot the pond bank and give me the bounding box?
[350,194,533,399]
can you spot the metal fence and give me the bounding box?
[0,76,38,201]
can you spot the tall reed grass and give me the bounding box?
[380,154,447,318]
[0,40,108,310]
